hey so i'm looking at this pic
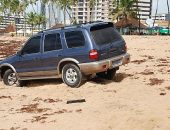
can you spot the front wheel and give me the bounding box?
[3,69,17,86]
[62,64,84,88]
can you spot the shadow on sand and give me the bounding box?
[22,73,133,87]
[24,78,63,88]
[88,72,133,85]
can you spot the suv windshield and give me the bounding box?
[90,24,122,45]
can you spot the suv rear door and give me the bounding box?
[41,31,63,77]
[90,23,126,61]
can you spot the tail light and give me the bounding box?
[89,49,98,60]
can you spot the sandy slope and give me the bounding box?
[0,36,170,130]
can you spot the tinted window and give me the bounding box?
[65,31,85,48]
[91,25,122,45]
[44,33,62,52]
[22,36,41,54]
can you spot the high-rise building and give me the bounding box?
[113,0,152,20]
[72,0,152,23]
[71,0,113,23]
[135,0,153,20]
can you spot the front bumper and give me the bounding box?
[78,53,130,75]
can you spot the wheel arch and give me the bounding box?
[0,63,17,79]
[57,58,80,74]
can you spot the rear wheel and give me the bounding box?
[3,69,17,86]
[62,64,84,88]
[97,68,116,80]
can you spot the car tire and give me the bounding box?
[3,69,17,86]
[97,68,116,80]
[62,64,84,88]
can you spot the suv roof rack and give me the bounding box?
[38,21,105,33]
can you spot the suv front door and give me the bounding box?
[14,34,43,79]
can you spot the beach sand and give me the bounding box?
[0,36,170,130]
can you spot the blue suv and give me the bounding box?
[0,22,130,88]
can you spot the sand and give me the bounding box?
[0,36,170,130]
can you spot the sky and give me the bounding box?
[152,0,170,15]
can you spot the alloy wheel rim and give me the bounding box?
[8,73,17,86]
[66,68,78,84]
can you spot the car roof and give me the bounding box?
[38,21,114,34]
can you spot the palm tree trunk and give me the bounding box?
[64,7,66,25]
[23,11,26,36]
[48,4,51,28]
[14,14,18,36]
[31,4,36,13]
[38,24,40,31]
[66,8,73,24]
[90,9,93,22]
[41,2,46,29]
[31,24,33,35]
[52,4,57,25]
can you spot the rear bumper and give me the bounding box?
[78,53,130,75]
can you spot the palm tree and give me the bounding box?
[0,0,12,24]
[27,12,37,35]
[10,0,21,35]
[35,14,46,31]
[0,0,11,15]
[51,0,58,24]
[29,0,38,13]
[88,0,96,22]
[57,0,73,25]
[40,0,48,29]
[112,0,137,21]
[111,0,138,34]
[0,16,3,24]
[21,0,29,36]
[40,0,54,28]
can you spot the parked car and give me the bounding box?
[0,22,130,88]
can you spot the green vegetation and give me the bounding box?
[0,0,99,35]
[111,0,138,21]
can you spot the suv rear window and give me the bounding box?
[65,31,85,48]
[90,24,122,45]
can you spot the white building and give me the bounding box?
[71,0,152,23]
[71,0,113,23]
[151,14,167,21]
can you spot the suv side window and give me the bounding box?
[65,31,85,48]
[44,33,62,52]
[22,36,41,55]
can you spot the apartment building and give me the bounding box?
[0,14,31,31]
[72,0,152,23]
[114,0,152,20]
[71,0,112,23]
[135,0,152,20]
